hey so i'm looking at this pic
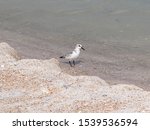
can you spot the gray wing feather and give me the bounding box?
[64,51,73,58]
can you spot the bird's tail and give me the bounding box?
[60,56,65,58]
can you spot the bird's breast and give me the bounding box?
[67,50,80,59]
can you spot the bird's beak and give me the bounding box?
[81,47,85,50]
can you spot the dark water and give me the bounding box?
[0,0,150,90]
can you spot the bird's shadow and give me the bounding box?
[62,60,83,65]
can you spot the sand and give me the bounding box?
[1,42,150,113]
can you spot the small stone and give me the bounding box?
[0,64,4,68]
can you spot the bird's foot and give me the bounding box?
[73,60,75,66]
[69,61,73,67]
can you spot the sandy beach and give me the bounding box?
[1,42,150,112]
[0,0,150,90]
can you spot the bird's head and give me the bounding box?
[75,44,85,50]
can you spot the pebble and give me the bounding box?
[0,65,4,68]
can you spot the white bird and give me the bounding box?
[60,44,85,67]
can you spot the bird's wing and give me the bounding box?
[64,51,73,58]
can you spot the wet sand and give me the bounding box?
[0,0,150,90]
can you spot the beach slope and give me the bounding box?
[0,42,150,112]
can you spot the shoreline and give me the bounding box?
[1,42,150,112]
[0,29,150,91]
[0,0,150,91]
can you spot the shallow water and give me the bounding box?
[0,0,150,42]
[0,0,150,90]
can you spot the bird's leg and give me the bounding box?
[73,60,75,66]
[69,61,72,67]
